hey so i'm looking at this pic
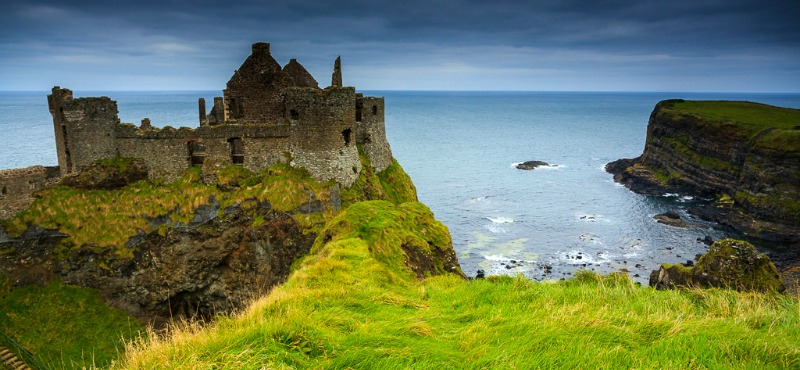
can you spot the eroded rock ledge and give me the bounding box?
[607,99,800,242]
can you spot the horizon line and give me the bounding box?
[2,89,800,94]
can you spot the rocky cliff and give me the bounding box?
[0,151,424,326]
[607,100,800,241]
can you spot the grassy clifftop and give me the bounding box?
[660,100,800,133]
[117,201,800,369]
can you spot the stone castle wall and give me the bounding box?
[0,42,394,218]
[357,96,392,171]
[284,87,361,185]
[0,166,60,219]
[48,87,119,177]
[114,123,292,182]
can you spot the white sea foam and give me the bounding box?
[485,224,508,234]
[537,164,561,170]
[487,216,515,224]
[559,249,609,265]
[467,196,488,203]
[484,255,508,261]
[576,213,603,222]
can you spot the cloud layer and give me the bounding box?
[2,0,798,91]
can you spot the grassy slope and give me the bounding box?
[0,280,146,369]
[0,154,419,368]
[117,201,800,369]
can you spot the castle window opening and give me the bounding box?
[356,102,363,122]
[342,128,352,146]
[229,137,244,165]
[290,109,299,120]
[1,185,6,196]
[188,141,206,167]
[229,97,243,119]
[64,149,73,170]
[372,105,378,115]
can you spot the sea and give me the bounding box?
[2,90,799,283]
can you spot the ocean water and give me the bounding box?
[2,90,799,282]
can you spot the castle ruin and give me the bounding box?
[0,42,393,218]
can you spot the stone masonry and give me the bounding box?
[0,42,394,219]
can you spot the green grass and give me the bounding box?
[662,100,800,134]
[116,201,800,369]
[0,279,146,369]
[1,158,413,264]
[340,147,418,207]
[0,160,421,368]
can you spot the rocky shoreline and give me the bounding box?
[607,99,800,294]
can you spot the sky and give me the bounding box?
[1,0,799,92]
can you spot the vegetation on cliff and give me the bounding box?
[117,210,799,369]
[1,148,416,261]
[660,100,800,135]
[0,152,419,368]
[0,279,145,369]
[650,239,785,293]
[608,99,800,241]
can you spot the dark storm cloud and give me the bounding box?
[1,0,798,91]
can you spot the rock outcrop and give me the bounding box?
[649,239,785,293]
[0,202,314,326]
[0,154,427,325]
[516,160,550,170]
[607,100,800,241]
[59,157,148,189]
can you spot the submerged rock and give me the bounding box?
[649,239,785,293]
[516,160,550,170]
[654,210,692,228]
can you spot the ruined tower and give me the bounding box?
[331,56,343,87]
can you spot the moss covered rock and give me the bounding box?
[316,200,464,280]
[59,157,148,189]
[650,239,785,293]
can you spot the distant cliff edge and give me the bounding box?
[607,99,800,242]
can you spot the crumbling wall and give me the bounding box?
[0,166,60,219]
[284,87,361,187]
[356,96,393,171]
[48,87,119,177]
[223,43,320,125]
[115,123,292,182]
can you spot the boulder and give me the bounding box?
[654,210,691,228]
[516,161,549,170]
[649,239,785,293]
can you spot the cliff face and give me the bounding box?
[0,155,425,325]
[1,206,313,326]
[608,100,800,241]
